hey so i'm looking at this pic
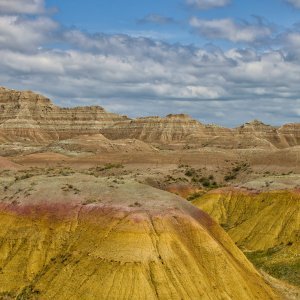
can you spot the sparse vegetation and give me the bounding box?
[16,285,40,300]
[15,173,34,181]
[183,166,219,188]
[61,184,80,194]
[83,198,98,205]
[245,249,300,286]
[187,191,205,201]
[97,163,124,171]
[224,162,250,182]
[129,201,142,207]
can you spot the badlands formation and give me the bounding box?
[0,87,300,149]
[0,173,278,299]
[192,184,300,287]
[0,86,300,299]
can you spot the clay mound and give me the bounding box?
[0,174,278,299]
[192,186,300,286]
[0,156,21,170]
[47,134,157,154]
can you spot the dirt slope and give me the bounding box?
[192,185,300,286]
[0,174,279,299]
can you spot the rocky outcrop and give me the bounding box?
[0,87,299,149]
[0,87,128,143]
[101,114,210,144]
[234,120,284,148]
[278,123,300,147]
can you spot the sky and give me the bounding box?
[0,0,300,126]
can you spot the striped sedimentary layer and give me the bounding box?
[192,187,300,286]
[0,87,128,143]
[0,174,278,299]
[0,87,300,148]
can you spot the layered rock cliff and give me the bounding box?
[101,114,210,143]
[0,87,299,149]
[0,87,128,143]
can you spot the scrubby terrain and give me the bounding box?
[0,87,299,299]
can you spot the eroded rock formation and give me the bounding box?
[0,87,299,149]
[192,187,300,286]
[0,174,279,299]
[0,87,128,143]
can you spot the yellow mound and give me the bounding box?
[192,187,300,286]
[0,175,279,299]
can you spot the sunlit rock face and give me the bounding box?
[0,174,278,299]
[0,87,129,143]
[1,87,299,149]
[100,114,210,144]
[278,123,300,147]
[193,187,300,286]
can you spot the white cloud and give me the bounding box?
[137,14,175,25]
[0,0,45,15]
[285,32,300,46]
[189,17,272,42]
[0,1,300,126]
[186,0,230,9]
[285,0,300,8]
[0,15,58,51]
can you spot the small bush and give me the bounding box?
[187,192,204,201]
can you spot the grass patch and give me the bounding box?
[245,248,300,286]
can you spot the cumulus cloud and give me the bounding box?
[189,17,273,42]
[285,0,300,8]
[2,27,300,126]
[137,14,175,25]
[186,0,230,9]
[0,15,58,51]
[0,0,45,15]
[0,1,300,126]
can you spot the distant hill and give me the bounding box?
[0,86,299,148]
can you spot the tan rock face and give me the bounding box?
[101,114,209,144]
[234,120,285,148]
[0,87,128,143]
[278,123,300,147]
[0,87,299,149]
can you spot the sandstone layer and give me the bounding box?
[0,87,300,149]
[0,173,279,299]
[0,87,128,143]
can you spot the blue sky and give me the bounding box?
[46,0,298,42]
[0,0,300,126]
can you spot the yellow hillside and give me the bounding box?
[0,174,279,299]
[192,188,300,286]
